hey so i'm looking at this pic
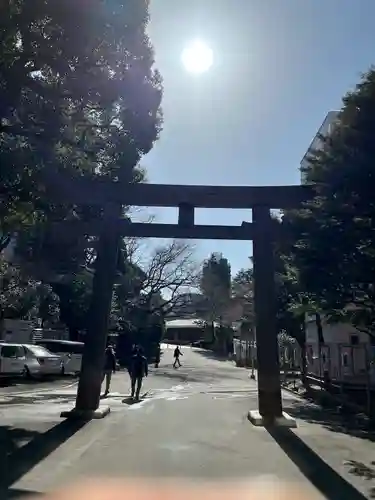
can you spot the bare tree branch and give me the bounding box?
[118,238,200,317]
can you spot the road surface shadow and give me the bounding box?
[0,394,75,406]
[285,400,375,442]
[0,375,76,388]
[122,393,149,405]
[2,487,40,498]
[267,426,367,500]
[0,420,86,492]
[122,397,136,405]
[195,349,232,362]
[343,460,375,498]
[152,368,244,385]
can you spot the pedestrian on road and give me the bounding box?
[102,344,117,396]
[129,345,148,401]
[173,346,183,368]
[154,346,161,368]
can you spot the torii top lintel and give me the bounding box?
[45,172,313,210]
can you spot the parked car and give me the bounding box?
[35,339,83,375]
[0,343,26,378]
[23,344,63,378]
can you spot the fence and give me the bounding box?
[233,339,375,385]
[306,342,375,386]
[233,337,375,417]
[233,338,301,371]
[233,338,256,367]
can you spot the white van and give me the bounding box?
[0,343,27,378]
[35,340,83,375]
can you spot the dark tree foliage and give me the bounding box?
[1,0,163,276]
[283,68,375,339]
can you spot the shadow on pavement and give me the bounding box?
[152,370,191,383]
[122,397,136,405]
[152,367,244,385]
[0,420,86,493]
[285,400,375,442]
[0,375,77,389]
[343,460,375,498]
[0,394,75,406]
[195,349,232,362]
[267,426,367,500]
[122,392,149,405]
[2,488,41,499]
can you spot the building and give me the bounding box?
[305,314,375,385]
[165,318,216,344]
[300,111,338,184]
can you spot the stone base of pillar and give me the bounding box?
[60,405,110,420]
[247,410,297,428]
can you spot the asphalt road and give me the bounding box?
[0,375,78,395]
[2,346,375,499]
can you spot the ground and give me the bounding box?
[1,345,375,499]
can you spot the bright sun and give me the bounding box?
[181,40,213,74]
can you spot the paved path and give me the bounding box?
[1,347,375,499]
[0,376,78,396]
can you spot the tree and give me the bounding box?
[283,68,375,341]
[200,253,232,351]
[115,239,199,324]
[0,258,63,338]
[105,239,198,364]
[45,239,197,342]
[273,248,311,385]
[51,273,92,341]
[232,267,254,326]
[0,0,163,275]
[36,283,59,328]
[0,259,39,332]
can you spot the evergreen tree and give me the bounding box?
[232,268,254,325]
[0,0,163,273]
[284,68,375,339]
[200,253,231,350]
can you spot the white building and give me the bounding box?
[300,111,338,184]
[305,314,375,385]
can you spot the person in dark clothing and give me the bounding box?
[173,346,182,368]
[154,346,161,368]
[129,346,148,401]
[102,345,117,395]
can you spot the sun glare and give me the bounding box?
[181,40,213,74]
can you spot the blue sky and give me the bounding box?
[141,0,375,276]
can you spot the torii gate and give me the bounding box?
[47,174,311,426]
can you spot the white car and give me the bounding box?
[23,344,64,378]
[0,343,26,378]
[35,340,83,375]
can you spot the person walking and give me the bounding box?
[154,345,161,368]
[102,344,117,396]
[129,345,148,401]
[173,346,182,368]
